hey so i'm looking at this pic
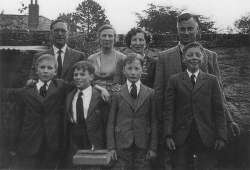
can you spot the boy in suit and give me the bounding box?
[107,53,157,170]
[1,54,71,170]
[164,42,227,170]
[63,61,109,168]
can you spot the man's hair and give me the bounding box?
[72,61,95,75]
[50,19,68,31]
[123,53,143,68]
[97,24,116,40]
[125,27,151,48]
[177,13,200,26]
[35,54,58,71]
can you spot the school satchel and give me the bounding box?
[73,149,114,166]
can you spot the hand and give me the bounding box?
[100,88,110,102]
[110,149,117,161]
[9,151,16,157]
[229,121,240,137]
[146,150,157,160]
[214,139,225,150]
[111,84,121,92]
[26,79,36,87]
[166,137,176,150]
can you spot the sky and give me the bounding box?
[1,0,250,33]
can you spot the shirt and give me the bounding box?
[127,80,141,95]
[36,79,51,91]
[187,69,200,82]
[72,86,92,123]
[53,44,67,65]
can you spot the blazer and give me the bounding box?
[107,83,157,151]
[164,71,227,147]
[2,79,70,156]
[29,46,86,82]
[64,87,108,150]
[154,45,233,122]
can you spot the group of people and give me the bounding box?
[2,12,241,170]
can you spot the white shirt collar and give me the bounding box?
[36,79,51,90]
[53,44,67,55]
[77,85,92,96]
[127,79,141,95]
[187,69,199,79]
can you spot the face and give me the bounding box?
[130,32,146,55]
[123,60,142,83]
[177,18,199,45]
[37,59,57,82]
[184,47,204,72]
[73,69,94,90]
[99,29,115,49]
[51,22,68,48]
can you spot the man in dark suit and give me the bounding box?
[107,54,157,170]
[164,42,227,170]
[63,61,108,168]
[29,19,86,82]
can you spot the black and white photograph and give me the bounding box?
[0,0,250,169]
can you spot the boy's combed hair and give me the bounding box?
[72,60,95,74]
[182,42,203,56]
[123,53,143,68]
[36,54,58,70]
[125,27,151,48]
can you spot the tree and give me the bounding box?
[234,13,250,34]
[136,3,217,34]
[136,3,183,34]
[57,13,80,32]
[75,0,107,34]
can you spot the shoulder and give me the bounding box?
[158,46,178,60]
[67,47,85,56]
[114,50,127,60]
[169,72,183,81]
[88,51,100,61]
[202,47,218,57]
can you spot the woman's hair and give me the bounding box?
[125,27,152,48]
[97,24,116,41]
[36,54,58,71]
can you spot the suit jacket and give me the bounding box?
[64,87,108,150]
[2,79,70,156]
[30,46,86,82]
[154,45,233,123]
[164,71,227,147]
[107,83,157,151]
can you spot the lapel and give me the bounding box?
[120,84,135,110]
[193,71,208,94]
[66,88,77,121]
[181,72,193,91]
[27,85,44,103]
[86,88,100,121]
[200,47,208,72]
[45,80,56,99]
[174,46,183,73]
[135,84,149,112]
[62,47,72,77]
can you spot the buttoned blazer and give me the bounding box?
[107,84,157,151]
[64,87,108,149]
[2,79,69,156]
[164,71,227,147]
[154,45,233,122]
[30,46,86,82]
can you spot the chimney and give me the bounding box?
[28,0,39,30]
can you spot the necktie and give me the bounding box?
[39,82,47,97]
[191,74,196,88]
[57,49,62,78]
[76,92,84,124]
[130,83,137,99]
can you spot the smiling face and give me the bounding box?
[99,28,115,49]
[123,59,142,83]
[36,59,57,82]
[130,32,146,55]
[51,21,68,48]
[183,46,204,73]
[73,68,94,90]
[177,17,199,45]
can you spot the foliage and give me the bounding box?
[136,3,217,34]
[234,13,250,34]
[57,13,80,32]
